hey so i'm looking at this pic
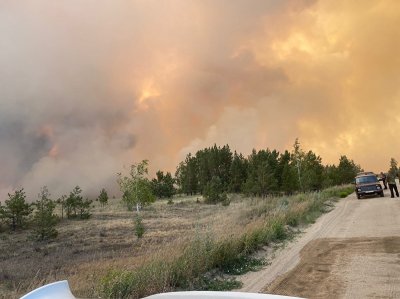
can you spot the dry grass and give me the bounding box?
[0,195,239,298]
[0,187,353,298]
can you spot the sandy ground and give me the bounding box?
[239,188,400,299]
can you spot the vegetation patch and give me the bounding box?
[194,276,242,291]
[221,256,265,275]
[100,185,352,299]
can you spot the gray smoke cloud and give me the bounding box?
[1,0,399,200]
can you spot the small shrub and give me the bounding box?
[134,214,145,238]
[240,228,264,254]
[212,240,240,270]
[101,270,136,299]
[221,256,264,275]
[196,276,242,291]
[270,221,286,241]
[221,195,230,206]
[98,188,109,206]
[286,215,299,227]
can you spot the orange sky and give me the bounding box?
[1,0,400,198]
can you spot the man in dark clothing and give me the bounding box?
[387,169,399,198]
[380,172,388,189]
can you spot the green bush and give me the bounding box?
[101,270,136,299]
[203,177,227,204]
[195,276,242,291]
[134,214,145,238]
[221,256,264,275]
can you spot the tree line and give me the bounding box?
[173,139,362,199]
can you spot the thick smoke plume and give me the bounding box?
[1,0,400,200]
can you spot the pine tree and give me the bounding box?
[0,202,5,232]
[65,186,82,218]
[151,171,175,198]
[203,176,227,204]
[65,186,91,219]
[56,195,67,219]
[229,151,247,193]
[244,149,278,197]
[335,155,362,185]
[1,189,32,231]
[79,197,93,219]
[301,151,324,191]
[98,188,109,206]
[32,186,58,241]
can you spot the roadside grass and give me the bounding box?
[100,185,354,299]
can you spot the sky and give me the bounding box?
[1,0,400,199]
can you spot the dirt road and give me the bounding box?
[239,189,400,298]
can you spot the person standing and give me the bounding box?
[380,172,388,189]
[387,168,399,198]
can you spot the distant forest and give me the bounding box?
[152,139,362,198]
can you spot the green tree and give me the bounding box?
[322,165,336,188]
[1,189,32,231]
[117,160,155,213]
[280,162,298,194]
[56,195,67,220]
[175,161,187,194]
[292,138,304,191]
[65,186,82,218]
[195,144,233,193]
[229,151,247,193]
[203,176,227,204]
[162,172,175,198]
[98,188,109,206]
[32,186,58,241]
[65,186,91,219]
[0,202,5,231]
[301,151,324,191]
[134,214,145,238]
[335,155,362,185]
[175,154,199,195]
[244,149,278,197]
[79,197,93,219]
[151,171,175,198]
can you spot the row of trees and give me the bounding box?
[174,140,362,198]
[0,186,109,240]
[0,187,58,240]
